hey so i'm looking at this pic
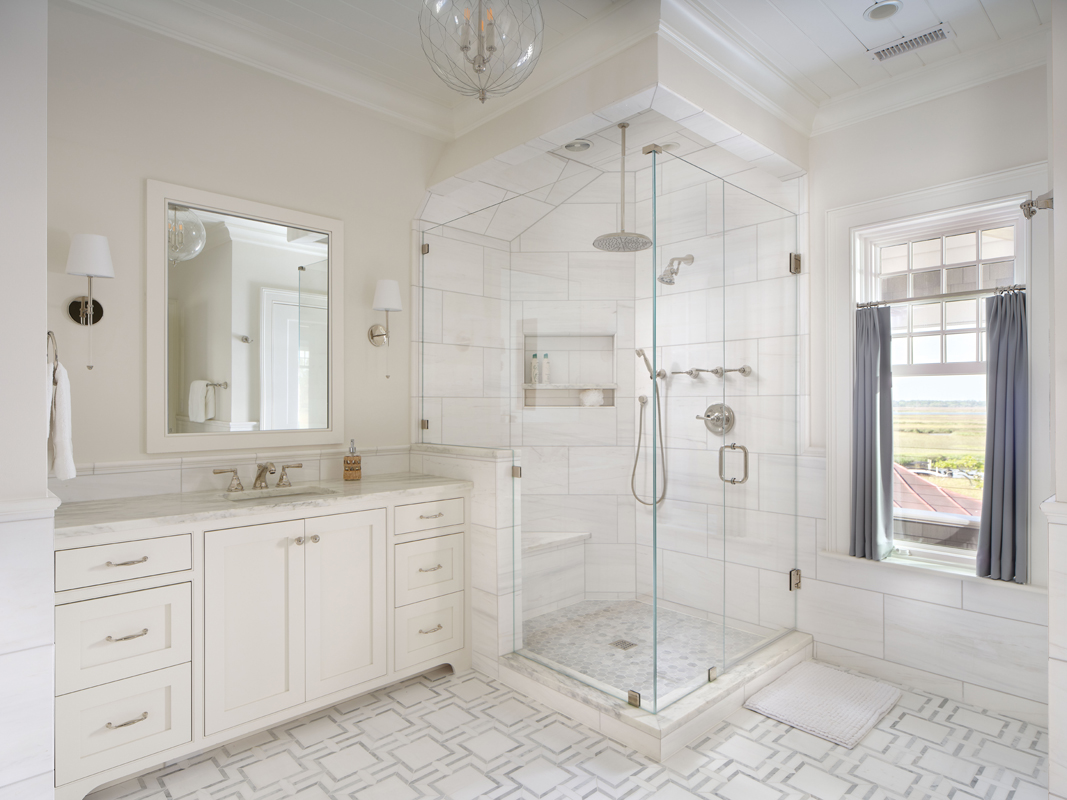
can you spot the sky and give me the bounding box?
[892,375,986,403]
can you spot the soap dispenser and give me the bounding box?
[344,440,362,481]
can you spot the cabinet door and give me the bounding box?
[305,510,387,700]
[204,519,305,735]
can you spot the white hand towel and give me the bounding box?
[47,361,54,439]
[52,362,76,481]
[189,380,209,423]
[205,382,216,421]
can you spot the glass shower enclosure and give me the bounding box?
[416,115,800,713]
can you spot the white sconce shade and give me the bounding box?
[372,279,403,312]
[66,234,114,278]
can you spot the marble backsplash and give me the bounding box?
[48,445,412,503]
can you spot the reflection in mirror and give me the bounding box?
[165,205,329,433]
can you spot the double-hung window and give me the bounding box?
[859,201,1025,567]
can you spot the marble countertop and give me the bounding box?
[55,473,472,540]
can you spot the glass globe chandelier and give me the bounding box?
[167,205,207,265]
[419,0,544,103]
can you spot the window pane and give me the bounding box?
[912,270,942,298]
[879,243,908,274]
[945,232,977,264]
[890,305,908,334]
[881,274,908,301]
[945,299,977,330]
[912,302,941,332]
[945,265,978,293]
[891,337,908,365]
[912,238,941,270]
[892,374,986,548]
[913,335,941,363]
[981,260,1015,289]
[981,227,1014,260]
[946,333,977,362]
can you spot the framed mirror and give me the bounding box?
[147,180,344,453]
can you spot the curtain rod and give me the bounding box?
[857,284,1026,308]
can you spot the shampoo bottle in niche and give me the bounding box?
[530,353,539,384]
[541,353,551,384]
[344,439,362,481]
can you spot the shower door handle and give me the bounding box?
[718,443,749,485]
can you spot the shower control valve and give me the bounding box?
[697,403,735,436]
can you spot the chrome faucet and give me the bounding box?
[213,467,244,492]
[253,462,276,490]
[276,464,302,488]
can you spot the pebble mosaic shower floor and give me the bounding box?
[519,600,770,699]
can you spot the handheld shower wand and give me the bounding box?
[631,350,667,505]
[635,348,665,380]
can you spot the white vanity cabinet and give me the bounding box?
[53,476,471,800]
[203,510,388,735]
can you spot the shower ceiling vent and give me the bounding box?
[868,23,955,62]
[609,639,638,651]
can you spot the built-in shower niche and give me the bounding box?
[522,334,616,408]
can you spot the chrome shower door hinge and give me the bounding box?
[627,690,641,707]
[789,568,802,591]
[512,466,522,478]
[420,419,430,430]
[789,253,802,275]
[421,243,430,255]
[708,667,718,682]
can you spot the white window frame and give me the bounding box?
[825,165,1048,580]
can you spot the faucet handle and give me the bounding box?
[277,464,302,488]
[213,468,244,492]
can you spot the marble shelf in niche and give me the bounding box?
[523,332,617,408]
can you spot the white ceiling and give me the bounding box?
[693,0,1049,106]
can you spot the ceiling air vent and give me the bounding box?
[868,23,956,62]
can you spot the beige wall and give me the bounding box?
[47,2,444,465]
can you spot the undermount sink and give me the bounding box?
[221,486,339,502]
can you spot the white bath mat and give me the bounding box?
[744,661,901,749]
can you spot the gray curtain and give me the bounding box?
[851,306,894,560]
[978,291,1028,583]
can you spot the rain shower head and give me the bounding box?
[658,254,694,285]
[594,122,652,253]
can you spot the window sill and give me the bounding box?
[817,549,1046,593]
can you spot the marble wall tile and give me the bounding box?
[441,398,512,448]
[482,348,510,398]
[418,397,442,445]
[728,396,797,457]
[422,234,484,296]
[719,507,804,574]
[420,287,444,344]
[638,289,712,348]
[521,300,617,336]
[961,579,1048,626]
[483,247,511,300]
[663,396,710,449]
[522,494,618,544]
[757,216,797,282]
[720,339,760,396]
[962,681,1049,727]
[656,184,707,246]
[758,455,825,520]
[0,645,53,787]
[418,454,498,528]
[662,550,722,614]
[758,336,799,398]
[759,568,797,631]
[635,498,708,556]
[0,517,52,656]
[884,596,1048,702]
[442,292,510,349]
[485,195,555,242]
[523,408,617,447]
[723,226,758,285]
[510,253,569,301]
[617,497,636,544]
[519,204,617,253]
[523,547,584,617]
[813,642,965,703]
[815,553,962,609]
[569,447,634,496]
[1050,523,1067,660]
[724,278,797,341]
[655,236,726,297]
[569,253,636,301]
[522,446,569,495]
[725,562,761,625]
[585,544,636,595]
[471,587,499,663]
[422,343,484,397]
[49,467,182,503]
[796,577,884,658]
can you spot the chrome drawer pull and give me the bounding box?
[105,556,149,567]
[106,628,148,643]
[418,624,443,635]
[106,711,148,730]
[419,512,444,520]
[310,535,321,543]
[418,564,443,573]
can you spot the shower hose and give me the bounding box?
[631,388,667,506]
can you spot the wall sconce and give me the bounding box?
[368,279,402,347]
[66,234,114,370]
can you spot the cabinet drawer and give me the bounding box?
[395,498,464,535]
[56,534,192,591]
[56,584,191,695]
[55,663,191,785]
[394,592,464,671]
[395,533,464,607]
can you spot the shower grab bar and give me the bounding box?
[718,443,749,485]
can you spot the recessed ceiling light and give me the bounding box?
[864,0,902,20]
[660,142,680,152]
[564,139,592,152]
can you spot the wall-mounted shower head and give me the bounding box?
[635,348,665,380]
[658,254,694,285]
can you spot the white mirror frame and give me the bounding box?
[146,180,345,453]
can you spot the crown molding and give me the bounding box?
[65,0,456,140]
[811,26,1049,137]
